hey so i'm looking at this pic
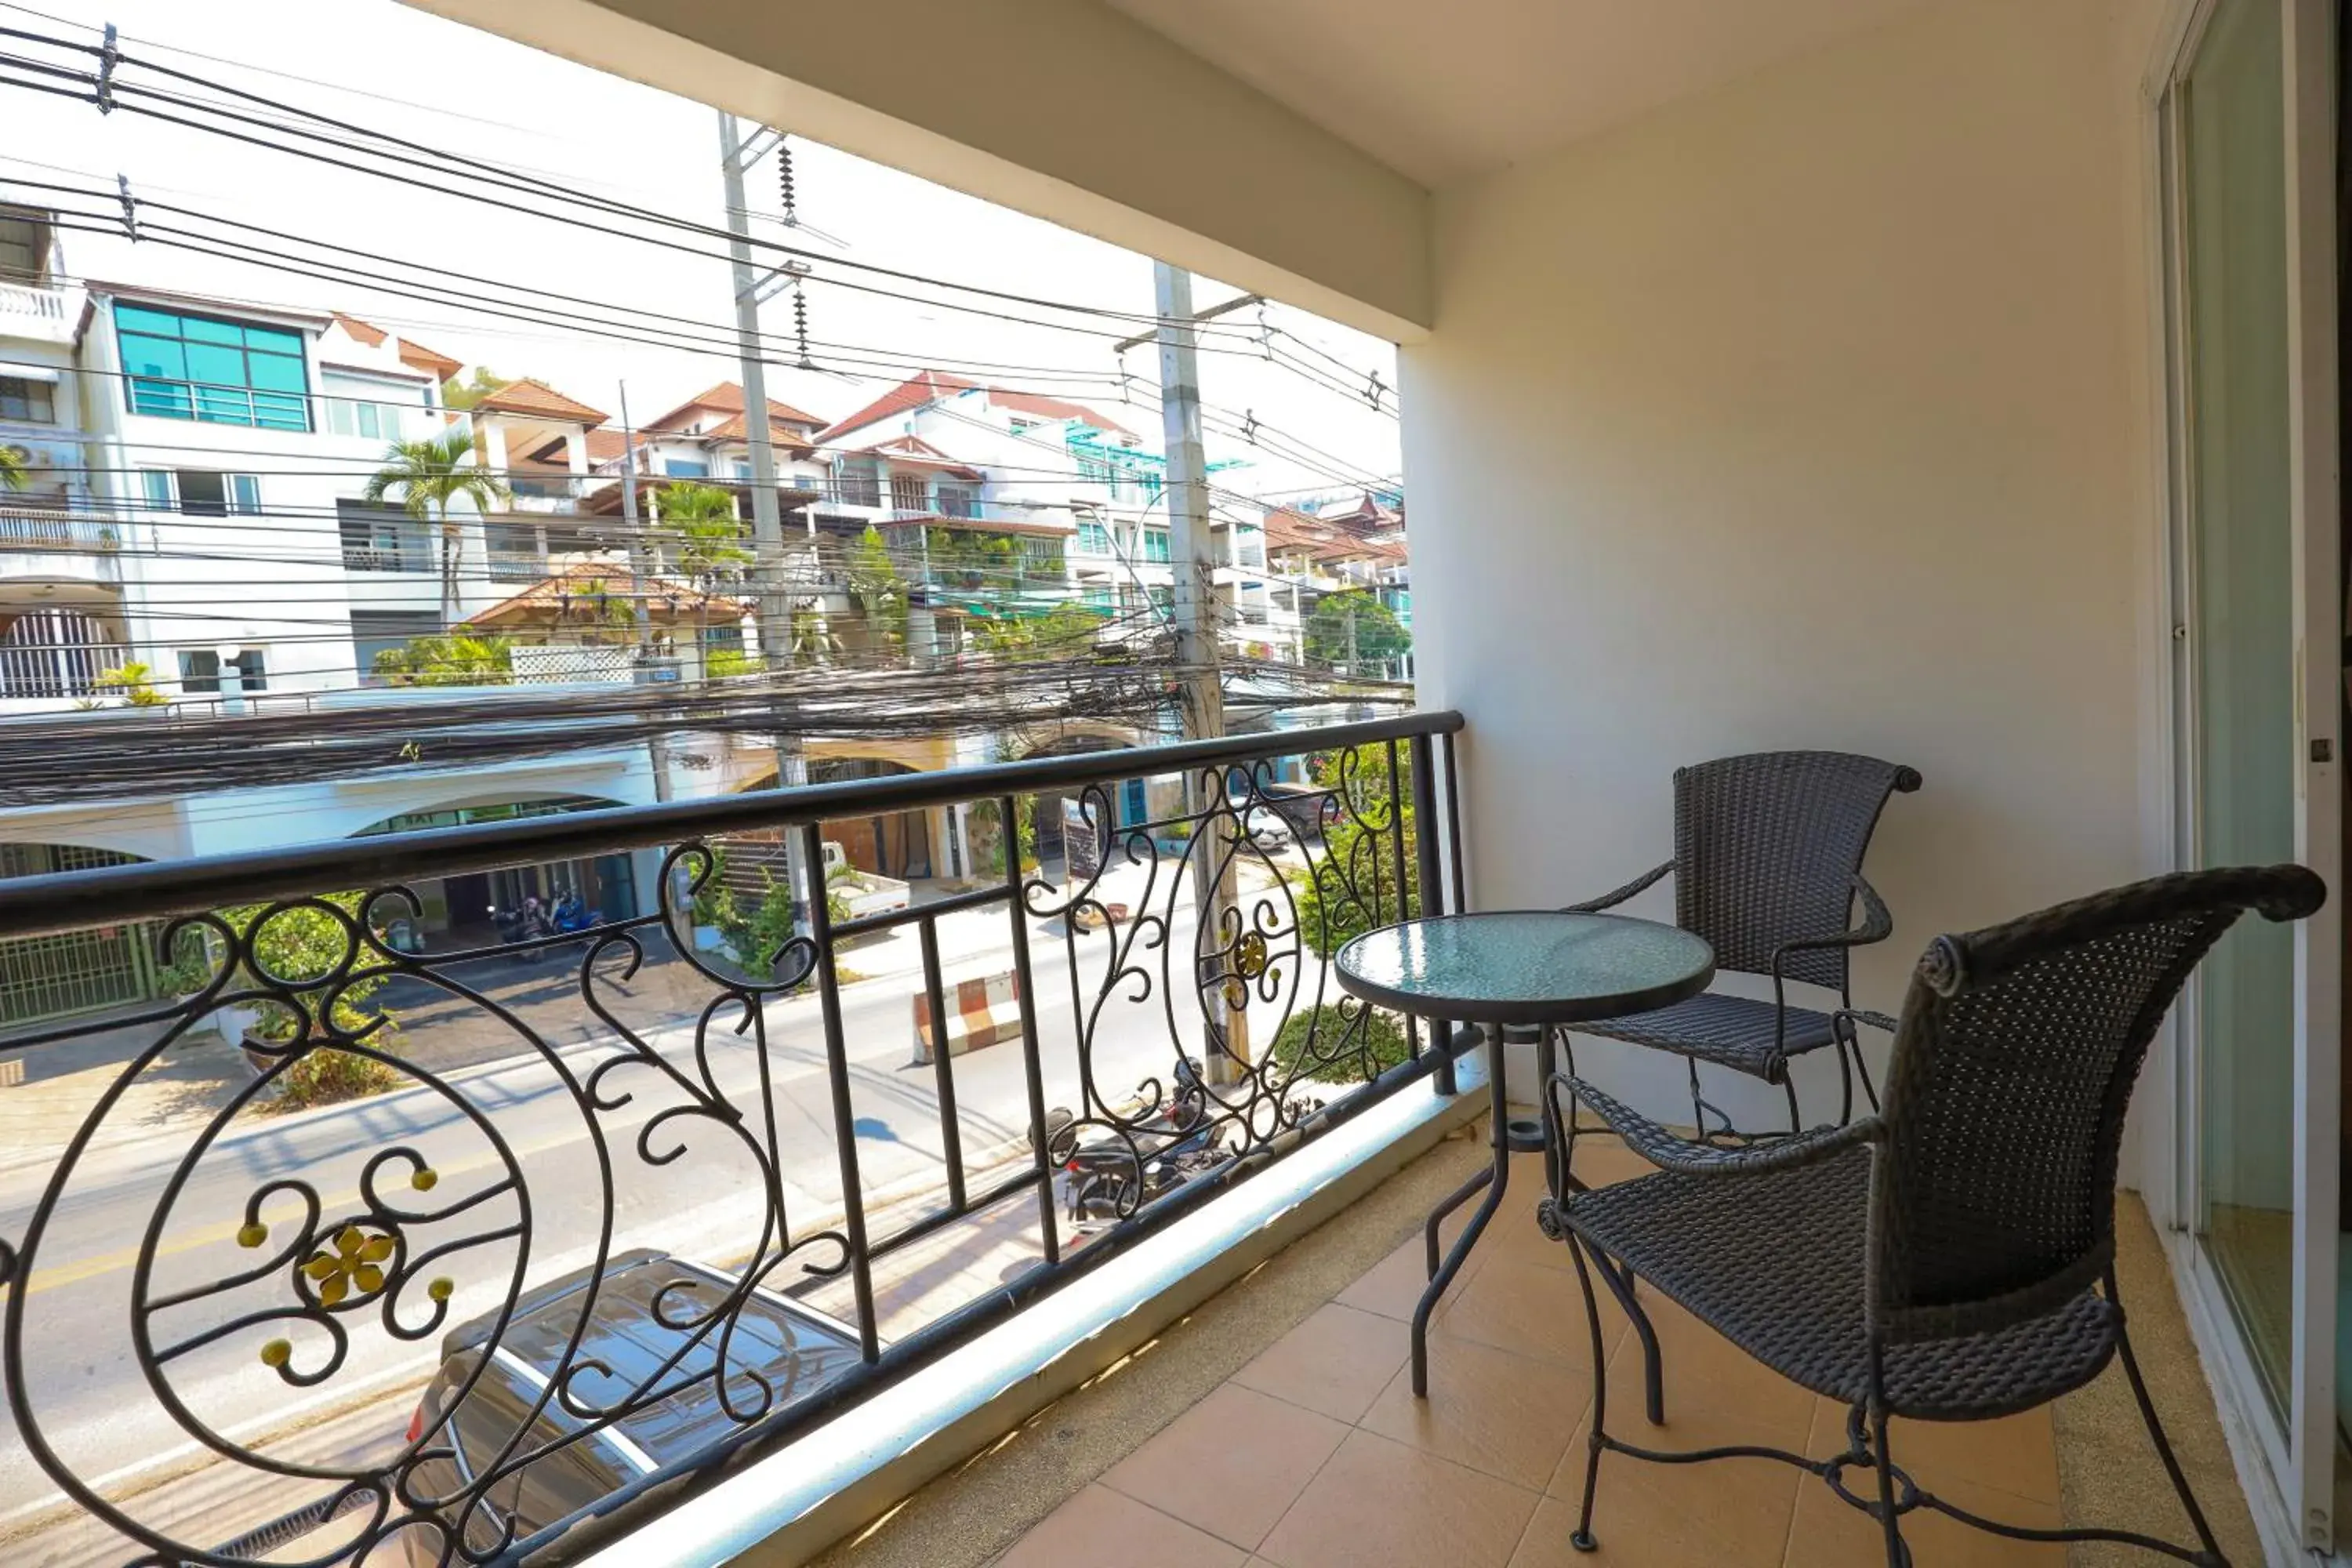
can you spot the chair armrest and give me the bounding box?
[1563,860,1671,914]
[1553,1072,1881,1177]
[1835,1007,1899,1036]
[1770,875,1893,975]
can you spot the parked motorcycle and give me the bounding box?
[550,891,595,935]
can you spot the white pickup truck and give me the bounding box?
[823,840,912,919]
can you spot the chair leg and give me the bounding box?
[1849,1031,1881,1113]
[2110,1273,2229,1566]
[1866,1345,1908,1568]
[1566,1236,1610,1553]
[1782,1075,1803,1135]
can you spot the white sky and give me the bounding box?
[1,0,1403,503]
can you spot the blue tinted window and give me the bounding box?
[114,301,311,431]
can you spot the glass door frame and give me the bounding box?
[2155,0,2343,1552]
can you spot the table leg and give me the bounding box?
[1411,1028,1512,1398]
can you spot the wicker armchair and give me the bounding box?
[1567,750,1921,1138]
[1538,862,2325,1566]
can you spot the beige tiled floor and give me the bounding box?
[994,1139,2070,1568]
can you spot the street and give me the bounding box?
[0,859,1348,1562]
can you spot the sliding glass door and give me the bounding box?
[2164,0,2341,1551]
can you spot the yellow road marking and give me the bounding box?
[4,1136,546,1301]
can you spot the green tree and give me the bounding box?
[216,894,407,1109]
[372,628,513,687]
[92,660,169,706]
[363,428,511,624]
[654,481,752,668]
[971,601,1109,662]
[788,602,839,663]
[1303,590,1410,675]
[1268,1003,1412,1085]
[1291,742,1420,959]
[438,367,523,411]
[0,443,24,491]
[845,525,909,652]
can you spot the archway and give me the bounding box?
[350,795,634,945]
[805,757,931,880]
[0,842,153,1027]
[1014,731,1138,870]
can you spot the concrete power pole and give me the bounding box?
[617,382,673,806]
[1153,262,1245,1082]
[719,109,811,926]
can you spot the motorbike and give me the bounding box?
[550,891,595,935]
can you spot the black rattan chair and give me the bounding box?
[1567,751,1922,1138]
[1537,862,2325,1566]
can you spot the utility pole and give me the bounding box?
[617,382,673,805]
[1154,261,1245,1083]
[719,109,811,927]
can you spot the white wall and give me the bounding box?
[406,0,1432,339]
[1402,0,2167,1127]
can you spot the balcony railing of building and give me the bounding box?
[0,503,122,554]
[0,279,73,336]
[0,711,1466,1567]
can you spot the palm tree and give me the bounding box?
[362,428,510,625]
[0,444,25,492]
[653,481,753,672]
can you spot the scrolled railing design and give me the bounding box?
[0,712,1465,1567]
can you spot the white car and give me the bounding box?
[1225,794,1295,848]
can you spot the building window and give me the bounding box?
[663,457,710,478]
[337,499,430,573]
[229,648,267,691]
[889,473,929,514]
[0,608,122,699]
[833,461,880,507]
[138,470,172,510]
[936,484,977,520]
[114,302,310,431]
[1143,527,1171,564]
[353,610,441,684]
[177,649,220,695]
[169,471,262,517]
[0,214,41,280]
[0,376,53,423]
[1076,520,1112,556]
[485,520,545,581]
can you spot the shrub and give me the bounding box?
[273,1048,406,1111]
[217,894,408,1109]
[1266,1004,1412,1084]
[1291,743,1420,960]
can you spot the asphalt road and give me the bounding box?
[0,868,1346,1555]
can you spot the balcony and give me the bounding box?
[0,714,1468,1566]
[0,503,122,556]
[0,279,76,347]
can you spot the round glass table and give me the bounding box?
[1335,911,1714,1396]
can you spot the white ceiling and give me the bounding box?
[1103,0,1938,187]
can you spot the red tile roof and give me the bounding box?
[472,377,610,424]
[330,314,463,382]
[397,337,463,383]
[581,428,633,466]
[815,371,1138,445]
[332,312,388,347]
[643,380,826,436]
[470,561,743,627]
[815,370,978,445]
[989,389,1134,437]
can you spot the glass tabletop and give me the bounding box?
[1334,911,1715,1025]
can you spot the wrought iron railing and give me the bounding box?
[0,710,1468,1567]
